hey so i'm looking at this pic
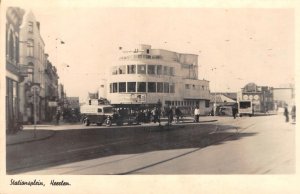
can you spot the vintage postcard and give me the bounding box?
[1,0,299,193]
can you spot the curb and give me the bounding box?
[6,130,56,146]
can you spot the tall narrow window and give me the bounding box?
[28,21,33,33]
[157,65,162,75]
[119,82,126,92]
[170,84,175,93]
[27,39,34,57]
[127,65,136,74]
[9,30,14,60]
[164,82,169,93]
[157,82,163,93]
[118,65,126,74]
[163,66,169,75]
[113,83,118,93]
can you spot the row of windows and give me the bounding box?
[109,82,175,93]
[112,64,175,76]
[119,54,161,60]
[165,100,210,108]
[185,84,209,90]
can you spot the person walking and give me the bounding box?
[291,105,296,123]
[284,105,289,122]
[167,106,174,125]
[194,105,200,122]
[175,106,182,123]
[232,105,238,119]
[55,110,61,125]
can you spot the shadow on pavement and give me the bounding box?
[7,123,257,174]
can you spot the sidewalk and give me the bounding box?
[6,116,218,146]
[6,129,56,146]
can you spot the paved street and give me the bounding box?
[6,115,295,174]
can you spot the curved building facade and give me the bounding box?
[106,44,210,115]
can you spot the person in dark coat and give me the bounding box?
[175,106,182,123]
[284,105,289,122]
[56,110,61,125]
[232,105,238,119]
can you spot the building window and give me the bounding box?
[164,82,169,93]
[163,66,169,75]
[127,82,136,92]
[27,39,34,57]
[169,67,175,76]
[113,83,118,93]
[157,82,164,93]
[28,21,33,33]
[157,65,162,75]
[205,100,210,108]
[112,66,118,75]
[147,65,155,75]
[148,82,156,93]
[119,65,126,74]
[127,65,136,74]
[119,82,126,92]
[192,84,196,90]
[185,84,190,89]
[109,83,112,93]
[137,64,146,74]
[137,82,146,92]
[170,84,175,93]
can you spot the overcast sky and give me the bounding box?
[5,0,295,101]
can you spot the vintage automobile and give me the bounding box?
[80,104,115,126]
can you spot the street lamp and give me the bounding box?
[210,67,217,116]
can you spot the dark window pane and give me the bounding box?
[147,65,155,74]
[127,65,136,74]
[157,65,162,75]
[119,82,126,92]
[137,65,146,74]
[127,82,136,92]
[113,83,118,93]
[164,82,169,93]
[157,82,163,93]
[137,82,146,92]
[148,82,156,92]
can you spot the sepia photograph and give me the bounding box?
[1,0,299,193]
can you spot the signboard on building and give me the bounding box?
[48,101,58,107]
[131,94,146,103]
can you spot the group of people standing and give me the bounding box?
[284,105,296,123]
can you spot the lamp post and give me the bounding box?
[210,67,217,116]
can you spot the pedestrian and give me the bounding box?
[175,106,182,123]
[56,110,61,125]
[284,105,289,122]
[291,105,296,123]
[167,106,174,125]
[194,105,200,122]
[232,105,237,119]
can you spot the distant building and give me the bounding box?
[105,44,210,115]
[44,55,59,122]
[239,83,274,113]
